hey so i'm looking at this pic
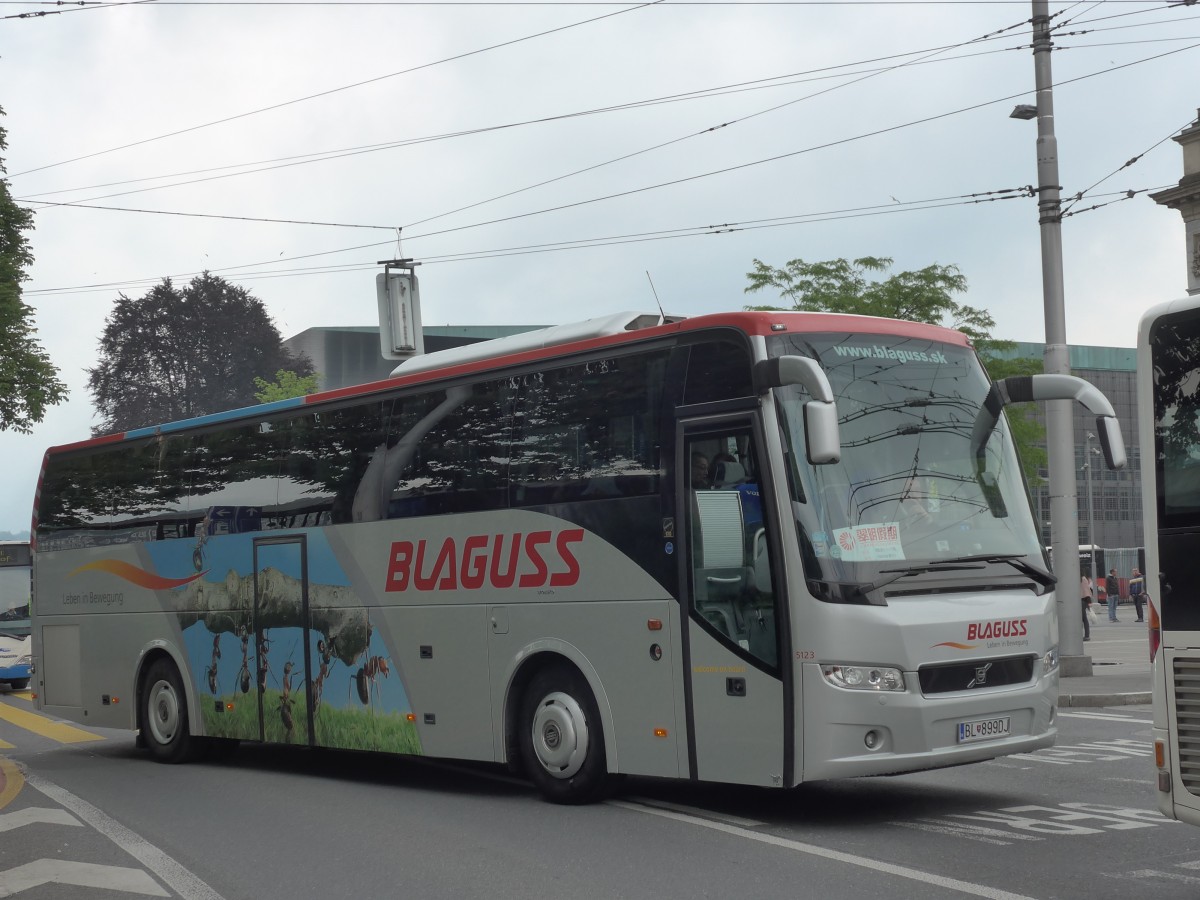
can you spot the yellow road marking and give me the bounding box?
[0,704,104,744]
[0,738,13,749]
[14,691,33,701]
[0,757,24,808]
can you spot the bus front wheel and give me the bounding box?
[519,664,608,804]
[141,658,195,763]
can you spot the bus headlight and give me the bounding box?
[1042,647,1059,675]
[820,664,906,692]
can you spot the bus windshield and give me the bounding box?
[0,545,31,638]
[769,332,1045,598]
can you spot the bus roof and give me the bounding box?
[46,309,971,457]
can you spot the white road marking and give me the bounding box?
[1130,868,1200,885]
[622,796,764,828]
[889,820,1023,846]
[0,859,168,896]
[0,807,80,834]
[19,766,226,900]
[613,799,1038,900]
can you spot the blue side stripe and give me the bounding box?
[123,396,306,439]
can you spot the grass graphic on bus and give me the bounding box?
[150,530,423,756]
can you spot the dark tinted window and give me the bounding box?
[510,351,667,505]
[386,381,515,517]
[38,438,177,548]
[1152,308,1200,527]
[682,340,753,406]
[276,403,388,525]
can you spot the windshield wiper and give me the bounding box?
[883,549,1051,592]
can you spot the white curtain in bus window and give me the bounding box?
[508,351,667,505]
[1152,314,1200,519]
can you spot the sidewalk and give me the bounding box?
[1058,610,1152,708]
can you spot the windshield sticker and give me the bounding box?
[830,344,950,364]
[832,524,905,561]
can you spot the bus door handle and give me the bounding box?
[707,576,740,585]
[726,677,746,697]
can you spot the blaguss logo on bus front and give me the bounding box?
[966,618,1028,641]
[385,529,586,592]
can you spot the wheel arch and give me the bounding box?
[134,640,202,740]
[501,641,617,774]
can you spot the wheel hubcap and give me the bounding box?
[531,691,588,779]
[147,678,179,745]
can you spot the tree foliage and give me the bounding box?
[0,106,67,432]
[254,369,321,404]
[87,273,313,435]
[745,255,1045,483]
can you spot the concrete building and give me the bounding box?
[284,324,543,392]
[1151,108,1200,297]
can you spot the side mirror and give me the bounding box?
[970,373,1127,517]
[757,356,840,465]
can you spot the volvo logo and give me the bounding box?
[967,662,993,689]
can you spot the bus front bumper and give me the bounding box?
[799,666,1057,782]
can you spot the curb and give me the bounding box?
[1058,691,1151,708]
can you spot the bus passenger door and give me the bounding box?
[252,537,311,746]
[680,418,789,787]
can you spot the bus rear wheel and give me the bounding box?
[141,658,195,763]
[519,664,608,804]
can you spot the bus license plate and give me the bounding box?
[957,716,1010,743]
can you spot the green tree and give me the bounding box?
[745,255,1044,483]
[87,273,313,434]
[254,369,320,403]
[0,106,67,432]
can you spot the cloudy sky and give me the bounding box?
[1,0,1197,534]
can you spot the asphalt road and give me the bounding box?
[0,687,1186,900]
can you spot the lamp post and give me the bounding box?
[1014,0,1090,674]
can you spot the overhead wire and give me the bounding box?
[395,39,1199,244]
[1061,116,1197,215]
[31,185,1169,300]
[44,185,1178,298]
[19,37,1196,296]
[12,2,1194,302]
[18,30,1037,205]
[403,12,1033,230]
[8,0,668,178]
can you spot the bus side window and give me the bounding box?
[687,430,778,670]
[386,381,513,517]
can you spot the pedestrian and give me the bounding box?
[1105,567,1120,622]
[1080,573,1092,641]
[1129,567,1146,622]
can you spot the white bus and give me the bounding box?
[1139,296,1200,824]
[0,541,32,691]
[31,310,1124,802]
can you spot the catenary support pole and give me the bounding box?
[1030,0,1090,675]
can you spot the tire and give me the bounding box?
[141,658,196,763]
[8,679,29,691]
[518,663,608,804]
